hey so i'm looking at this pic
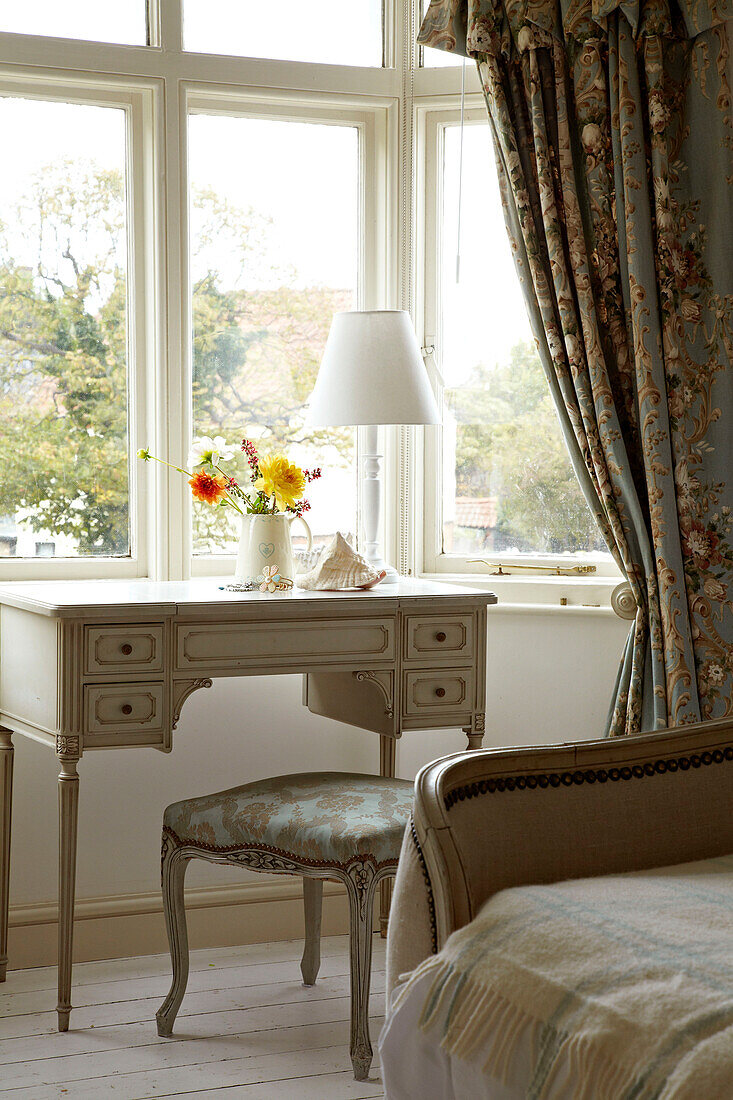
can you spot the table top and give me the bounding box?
[0,576,497,618]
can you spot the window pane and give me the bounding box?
[0,1,146,44]
[189,114,359,557]
[440,123,606,558]
[184,0,382,66]
[0,97,131,559]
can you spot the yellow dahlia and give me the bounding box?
[254,454,306,511]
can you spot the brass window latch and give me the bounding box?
[468,559,597,576]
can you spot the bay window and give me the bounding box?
[0,2,614,597]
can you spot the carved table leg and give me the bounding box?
[57,748,80,1032]
[378,736,396,937]
[464,712,486,751]
[0,727,13,983]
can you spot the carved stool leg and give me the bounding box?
[0,727,13,983]
[345,869,382,1081]
[300,877,323,985]
[157,840,192,1037]
[57,754,80,1031]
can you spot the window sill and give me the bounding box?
[419,572,626,617]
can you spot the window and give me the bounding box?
[421,111,610,572]
[188,110,360,556]
[0,5,611,594]
[0,94,133,559]
[0,2,148,45]
[183,0,383,66]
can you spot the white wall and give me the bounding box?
[7,608,629,964]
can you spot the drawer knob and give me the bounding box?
[121,703,133,716]
[435,631,447,643]
[435,687,446,698]
[120,643,133,655]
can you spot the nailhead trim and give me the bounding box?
[443,745,733,811]
[161,824,400,874]
[410,818,438,955]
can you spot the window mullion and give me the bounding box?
[157,0,183,54]
[160,79,190,581]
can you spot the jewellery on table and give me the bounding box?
[258,564,293,592]
[219,564,294,595]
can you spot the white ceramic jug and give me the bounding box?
[234,513,312,585]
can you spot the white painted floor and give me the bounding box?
[0,935,386,1098]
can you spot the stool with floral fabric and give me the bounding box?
[156,771,414,1080]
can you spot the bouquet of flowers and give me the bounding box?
[138,435,322,516]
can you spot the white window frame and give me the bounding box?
[184,89,393,578]
[0,69,161,580]
[414,101,621,592]
[0,2,398,583]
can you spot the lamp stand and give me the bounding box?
[361,425,399,583]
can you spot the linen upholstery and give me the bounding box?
[386,822,436,998]
[164,771,414,868]
[385,853,733,1100]
[418,0,733,733]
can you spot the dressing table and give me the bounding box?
[0,576,495,1029]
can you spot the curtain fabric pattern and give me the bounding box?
[419,0,732,734]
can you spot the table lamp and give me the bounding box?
[307,310,440,582]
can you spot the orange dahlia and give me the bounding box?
[189,470,227,505]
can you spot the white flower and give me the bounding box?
[187,435,235,468]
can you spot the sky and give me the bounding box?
[441,123,535,386]
[188,115,359,292]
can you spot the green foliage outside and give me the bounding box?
[0,163,130,554]
[0,161,602,558]
[0,162,350,556]
[449,341,604,553]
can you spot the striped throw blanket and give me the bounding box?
[397,853,733,1100]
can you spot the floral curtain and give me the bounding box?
[419,0,732,735]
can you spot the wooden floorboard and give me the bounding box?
[0,935,386,1098]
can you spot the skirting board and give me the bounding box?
[7,878,351,971]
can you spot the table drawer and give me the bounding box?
[84,683,165,736]
[176,617,395,670]
[85,625,164,675]
[404,614,474,661]
[403,668,474,717]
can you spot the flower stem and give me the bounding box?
[143,454,190,477]
[222,490,244,515]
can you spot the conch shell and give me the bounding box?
[296,533,385,591]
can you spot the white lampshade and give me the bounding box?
[307,310,441,426]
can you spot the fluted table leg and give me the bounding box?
[57,752,80,1032]
[0,727,13,983]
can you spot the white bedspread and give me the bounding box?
[380,853,733,1100]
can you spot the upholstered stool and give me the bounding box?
[156,771,413,1080]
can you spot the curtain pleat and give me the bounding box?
[419,0,733,733]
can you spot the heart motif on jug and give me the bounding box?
[259,542,275,558]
